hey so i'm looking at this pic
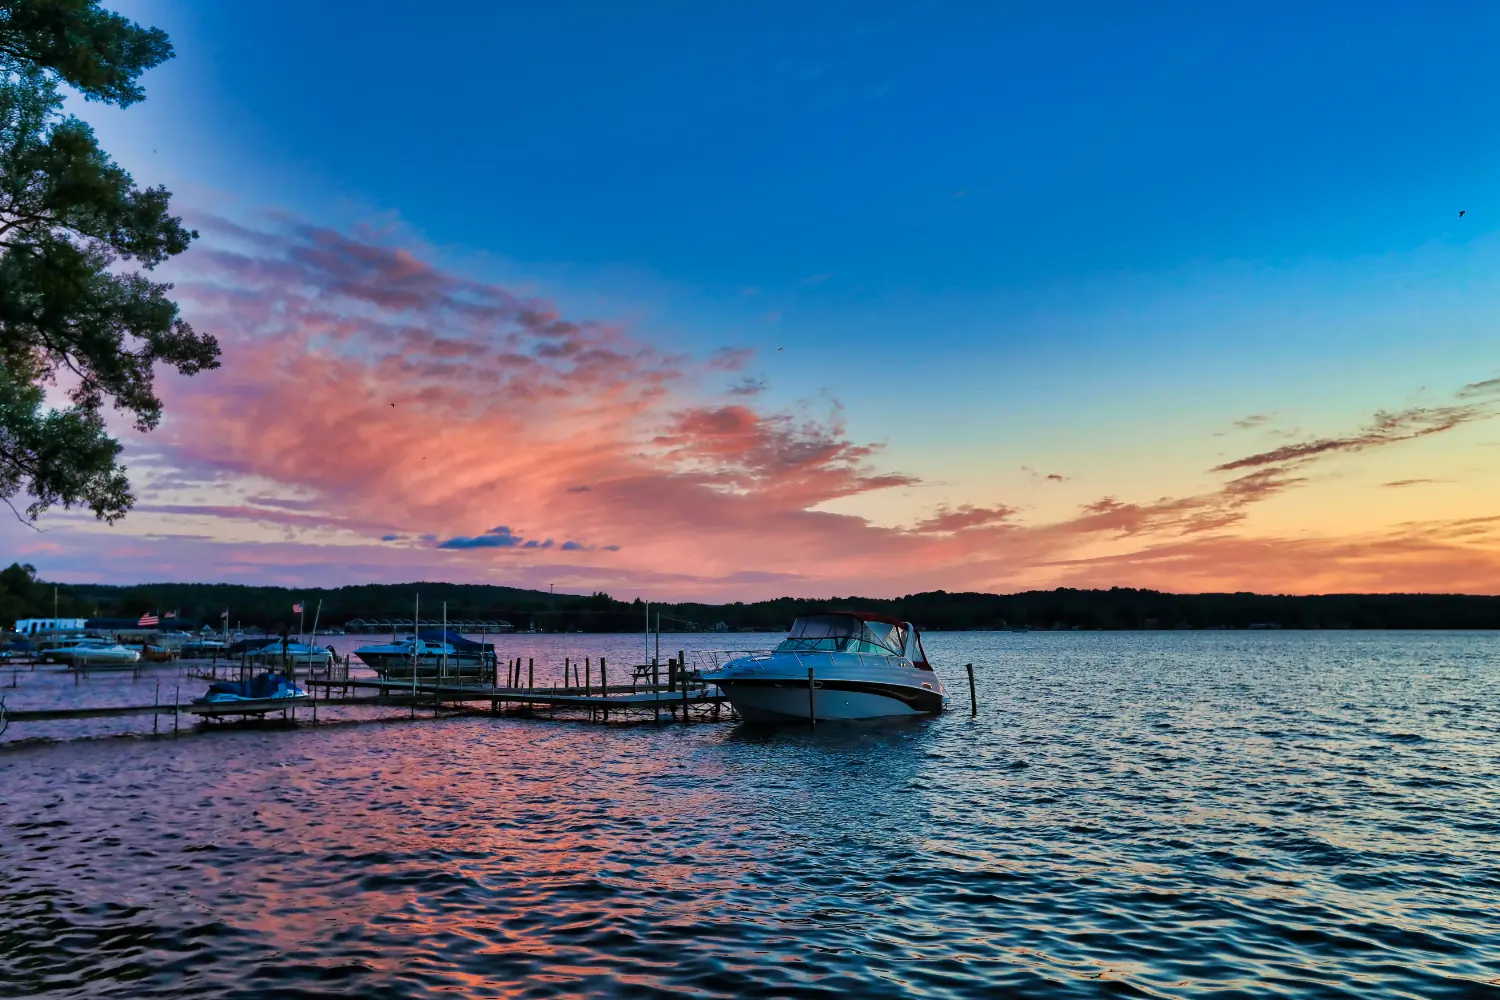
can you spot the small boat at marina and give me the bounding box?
[249,641,333,668]
[701,611,946,722]
[353,635,493,679]
[189,670,309,719]
[47,638,143,668]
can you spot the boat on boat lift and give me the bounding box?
[353,632,495,679]
[46,637,143,668]
[701,611,946,722]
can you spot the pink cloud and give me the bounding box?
[8,213,1499,599]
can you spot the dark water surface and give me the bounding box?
[2,631,1498,998]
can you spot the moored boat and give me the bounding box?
[49,638,143,668]
[353,636,492,679]
[189,670,309,718]
[249,641,333,668]
[701,611,946,722]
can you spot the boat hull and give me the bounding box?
[714,677,941,721]
[358,653,489,679]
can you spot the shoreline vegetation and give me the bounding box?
[4,564,1499,633]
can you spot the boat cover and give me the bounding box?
[198,671,301,702]
[417,629,495,653]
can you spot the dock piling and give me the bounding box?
[808,667,815,726]
[601,660,608,722]
[966,663,977,717]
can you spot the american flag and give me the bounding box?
[164,610,177,619]
[138,613,159,627]
[292,603,304,614]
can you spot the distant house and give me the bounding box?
[14,618,87,634]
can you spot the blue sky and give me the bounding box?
[13,0,1500,596]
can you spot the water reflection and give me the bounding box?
[2,632,1498,997]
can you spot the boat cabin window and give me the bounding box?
[776,614,906,656]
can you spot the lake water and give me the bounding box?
[2,631,1498,997]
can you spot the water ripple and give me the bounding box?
[2,631,1499,997]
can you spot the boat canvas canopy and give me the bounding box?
[777,613,909,656]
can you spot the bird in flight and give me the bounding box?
[390,402,396,407]
[1459,210,1467,217]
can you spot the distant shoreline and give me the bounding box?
[7,567,1500,635]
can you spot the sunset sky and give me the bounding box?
[6,1,1500,599]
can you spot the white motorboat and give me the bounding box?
[353,637,491,678]
[52,639,142,668]
[701,611,946,722]
[250,641,333,668]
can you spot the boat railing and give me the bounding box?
[692,649,775,674]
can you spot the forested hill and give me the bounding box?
[3,564,1499,632]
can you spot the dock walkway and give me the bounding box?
[0,657,731,736]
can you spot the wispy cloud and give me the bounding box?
[1213,402,1496,473]
[1231,413,1274,431]
[1458,376,1500,399]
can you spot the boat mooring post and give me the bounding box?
[807,667,816,726]
[600,659,609,722]
[966,663,977,717]
[681,659,689,721]
[528,658,534,692]
[653,658,660,723]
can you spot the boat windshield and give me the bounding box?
[774,614,907,656]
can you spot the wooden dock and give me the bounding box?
[0,658,732,737]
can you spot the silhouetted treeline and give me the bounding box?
[4,565,1499,633]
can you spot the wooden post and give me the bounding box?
[528,657,534,692]
[585,657,591,697]
[807,667,815,726]
[601,660,608,722]
[564,657,570,690]
[667,654,676,692]
[681,660,689,721]
[653,657,660,723]
[966,663,977,717]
